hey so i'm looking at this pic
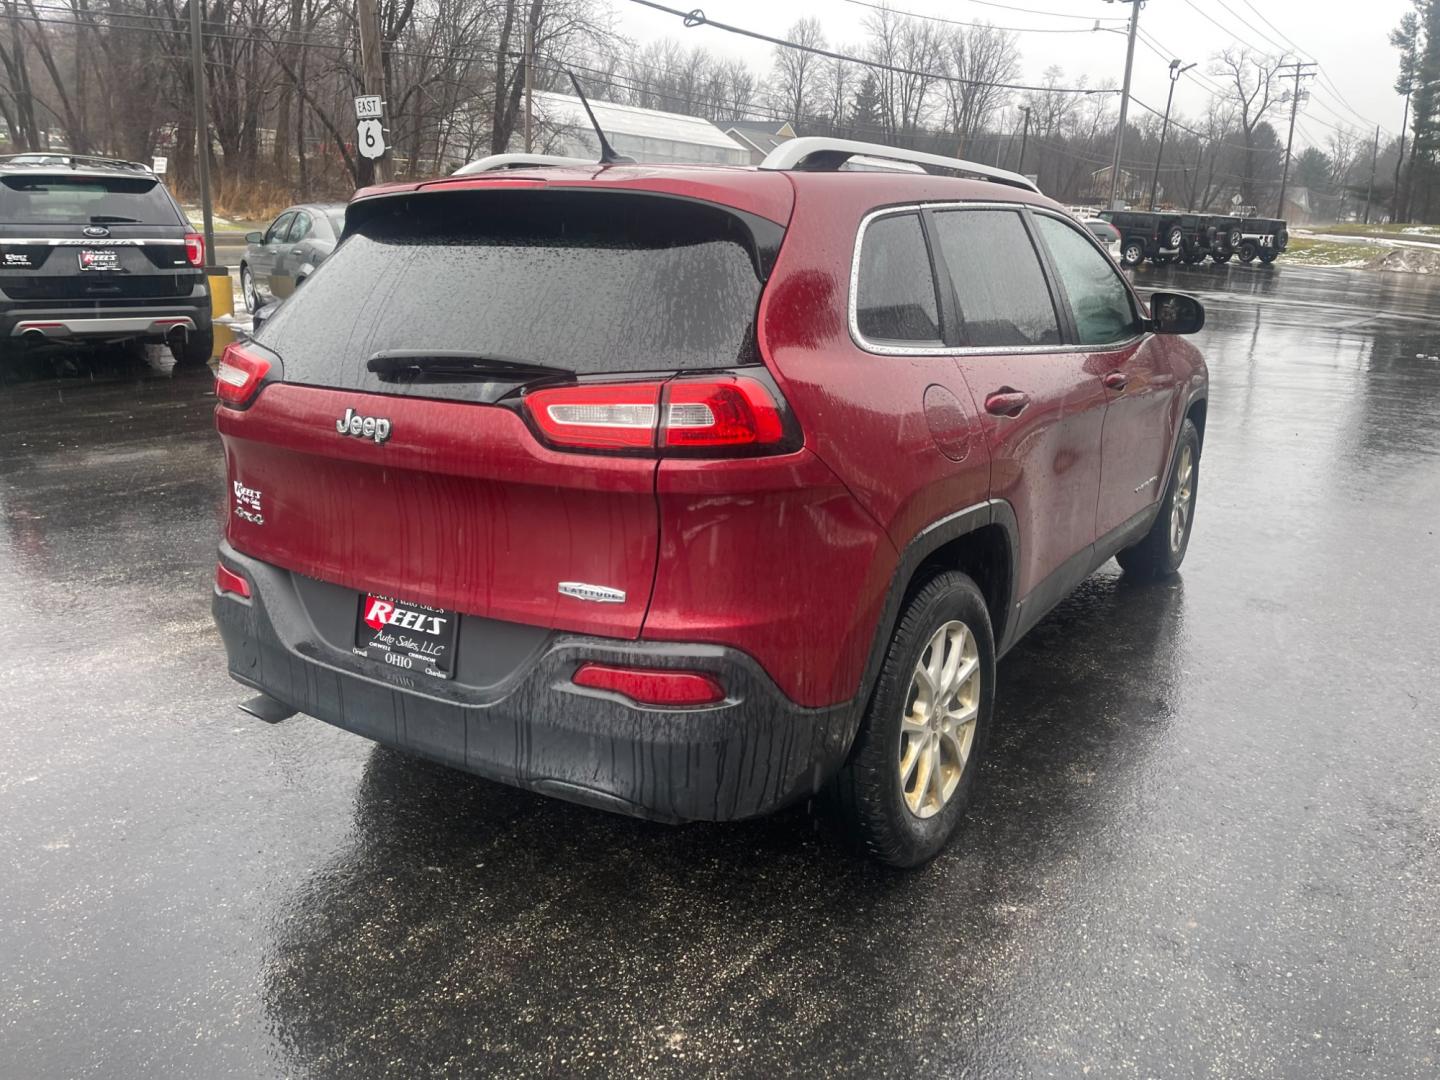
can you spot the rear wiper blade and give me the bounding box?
[88,215,142,224]
[366,350,574,384]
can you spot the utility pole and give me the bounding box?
[1149,58,1195,211]
[1106,0,1141,211]
[1275,61,1316,219]
[357,0,391,183]
[524,23,535,153]
[188,0,214,267]
[1017,106,1031,174]
[1394,84,1411,221]
[1364,124,1380,225]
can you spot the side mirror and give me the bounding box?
[245,231,264,245]
[252,300,281,334]
[1148,291,1205,335]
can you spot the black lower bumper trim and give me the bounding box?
[212,543,859,823]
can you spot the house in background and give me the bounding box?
[723,120,796,164]
[528,91,750,166]
[1087,165,1147,208]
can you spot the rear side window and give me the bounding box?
[257,190,767,398]
[929,210,1060,348]
[855,213,941,344]
[1034,214,1139,346]
[0,174,180,225]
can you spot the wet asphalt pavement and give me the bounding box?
[2,262,1438,1078]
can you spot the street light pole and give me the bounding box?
[188,0,214,267]
[1106,0,1141,211]
[1149,59,1195,211]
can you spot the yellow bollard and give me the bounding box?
[207,266,235,359]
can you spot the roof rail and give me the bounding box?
[759,137,1040,193]
[0,152,153,173]
[453,153,596,176]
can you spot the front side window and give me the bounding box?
[264,213,294,244]
[929,209,1060,348]
[1034,214,1139,346]
[287,212,312,243]
[855,213,941,345]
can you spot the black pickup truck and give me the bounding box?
[0,154,212,365]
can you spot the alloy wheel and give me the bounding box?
[898,620,980,819]
[1170,442,1195,552]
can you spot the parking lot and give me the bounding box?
[2,261,1438,1077]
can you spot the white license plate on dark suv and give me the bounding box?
[353,593,457,679]
[78,249,120,271]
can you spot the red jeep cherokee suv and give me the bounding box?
[212,139,1207,866]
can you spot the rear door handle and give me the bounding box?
[1103,371,1129,391]
[984,388,1031,417]
[290,248,305,256]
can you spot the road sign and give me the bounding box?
[151,155,168,175]
[354,95,383,120]
[356,119,386,160]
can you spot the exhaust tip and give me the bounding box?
[21,328,47,341]
[238,694,296,724]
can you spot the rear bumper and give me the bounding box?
[1,298,211,342]
[212,544,858,823]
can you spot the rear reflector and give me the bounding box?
[215,343,271,407]
[215,562,251,598]
[185,231,205,268]
[523,375,792,456]
[573,663,725,707]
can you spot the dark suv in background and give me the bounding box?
[211,139,1208,866]
[0,154,211,365]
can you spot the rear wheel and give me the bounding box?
[1259,250,1277,264]
[1117,418,1200,580]
[1184,250,1207,265]
[1121,240,1145,266]
[1238,241,1258,264]
[1212,251,1232,265]
[170,327,213,369]
[829,571,995,868]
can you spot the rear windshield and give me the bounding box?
[0,174,181,225]
[257,189,768,398]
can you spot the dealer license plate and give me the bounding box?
[78,249,121,271]
[353,593,457,680]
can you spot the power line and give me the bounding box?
[624,0,1119,94]
[841,0,1126,35]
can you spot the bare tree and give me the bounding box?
[941,23,1019,152]
[770,16,825,124]
[1211,47,1287,208]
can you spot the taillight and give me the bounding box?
[523,381,663,450]
[663,377,786,451]
[215,343,271,407]
[185,231,205,267]
[522,375,793,456]
[215,562,251,598]
[573,663,725,707]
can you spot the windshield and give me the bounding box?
[0,174,181,225]
[257,189,769,401]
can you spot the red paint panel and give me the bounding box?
[217,385,659,638]
[645,449,896,708]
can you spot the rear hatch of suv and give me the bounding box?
[0,168,199,302]
[216,179,792,643]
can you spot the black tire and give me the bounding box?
[1212,251,1232,265]
[240,263,259,314]
[1121,239,1145,266]
[1238,241,1258,264]
[1259,250,1277,264]
[1151,254,1174,265]
[1117,418,1200,580]
[170,327,214,369]
[829,571,996,868]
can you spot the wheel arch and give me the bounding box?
[857,500,1020,711]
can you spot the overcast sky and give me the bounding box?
[615,0,1414,150]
